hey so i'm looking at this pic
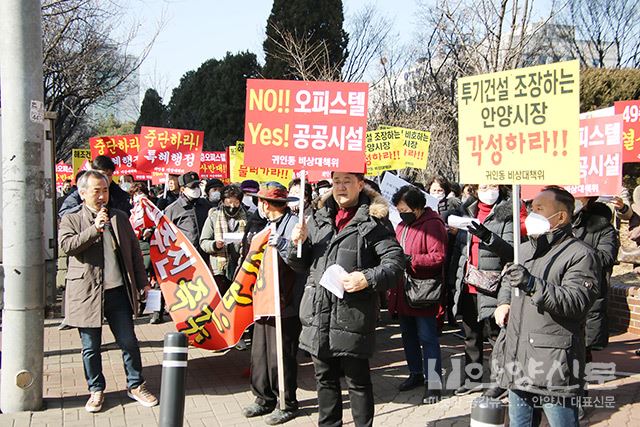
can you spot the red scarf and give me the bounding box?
[335,206,358,232]
[466,201,493,294]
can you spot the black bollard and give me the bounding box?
[470,396,505,427]
[159,332,188,427]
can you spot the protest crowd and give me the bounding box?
[53,153,639,427]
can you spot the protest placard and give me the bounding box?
[55,161,73,190]
[137,126,204,175]
[229,142,293,185]
[394,126,431,169]
[522,114,623,199]
[244,79,368,172]
[89,134,140,176]
[614,100,640,163]
[458,60,580,184]
[72,149,91,176]
[199,151,228,179]
[379,172,439,228]
[365,128,404,173]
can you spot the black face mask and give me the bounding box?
[224,206,240,217]
[400,212,417,225]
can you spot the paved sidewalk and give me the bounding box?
[0,312,639,426]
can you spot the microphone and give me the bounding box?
[98,202,109,232]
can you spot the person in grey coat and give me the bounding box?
[492,186,599,427]
[288,172,405,427]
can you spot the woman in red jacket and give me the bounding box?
[389,185,448,404]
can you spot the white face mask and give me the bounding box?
[478,189,500,205]
[318,187,330,196]
[431,192,446,201]
[525,211,562,237]
[184,187,201,200]
[120,182,131,192]
[209,190,221,203]
[573,199,584,215]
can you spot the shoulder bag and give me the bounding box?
[400,226,442,309]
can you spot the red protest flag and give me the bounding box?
[134,197,269,350]
[244,79,368,173]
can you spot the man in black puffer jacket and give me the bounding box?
[289,171,404,427]
[492,186,599,427]
[572,197,619,354]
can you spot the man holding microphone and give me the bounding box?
[59,170,158,413]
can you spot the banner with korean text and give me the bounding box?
[89,134,140,176]
[244,79,368,172]
[55,162,73,190]
[137,126,204,175]
[229,142,293,185]
[199,151,228,179]
[614,101,640,163]
[72,148,91,176]
[522,115,624,199]
[130,197,275,350]
[458,60,580,184]
[365,129,404,173]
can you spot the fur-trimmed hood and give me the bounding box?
[316,185,389,219]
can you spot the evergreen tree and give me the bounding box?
[263,0,349,80]
[168,51,261,150]
[134,88,168,133]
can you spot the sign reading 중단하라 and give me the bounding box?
[458,60,580,184]
[137,126,204,175]
[244,79,369,172]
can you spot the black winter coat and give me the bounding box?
[572,202,619,350]
[452,197,517,321]
[288,188,404,359]
[493,225,600,397]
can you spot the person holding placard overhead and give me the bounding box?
[289,172,404,427]
[451,184,527,399]
[492,186,599,427]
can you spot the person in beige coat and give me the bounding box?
[58,170,157,413]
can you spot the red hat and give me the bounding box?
[257,182,299,202]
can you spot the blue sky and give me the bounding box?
[123,0,420,101]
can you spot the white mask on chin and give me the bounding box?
[477,189,500,205]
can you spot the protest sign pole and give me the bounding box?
[163,173,169,198]
[512,185,521,297]
[270,223,287,409]
[297,170,306,258]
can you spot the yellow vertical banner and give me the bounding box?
[457,60,580,184]
[72,149,91,176]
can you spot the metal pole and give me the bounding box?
[512,184,521,298]
[159,332,188,427]
[163,173,169,198]
[270,223,287,409]
[297,170,306,258]
[0,0,46,412]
